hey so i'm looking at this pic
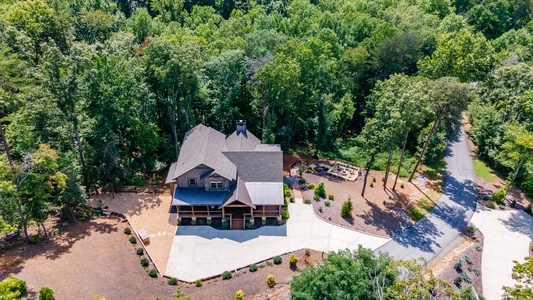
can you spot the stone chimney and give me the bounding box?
[236,120,246,136]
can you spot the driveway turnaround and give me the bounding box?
[470,204,533,300]
[165,203,390,282]
[377,127,478,261]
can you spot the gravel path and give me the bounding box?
[377,126,477,261]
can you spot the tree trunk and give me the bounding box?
[73,122,90,195]
[40,222,48,239]
[507,159,524,193]
[361,155,375,197]
[383,150,393,188]
[16,198,29,240]
[393,129,410,190]
[0,122,14,167]
[409,117,440,182]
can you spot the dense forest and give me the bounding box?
[0,0,533,236]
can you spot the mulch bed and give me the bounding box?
[435,229,484,296]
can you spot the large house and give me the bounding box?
[165,121,284,229]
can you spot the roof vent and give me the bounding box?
[236,120,247,136]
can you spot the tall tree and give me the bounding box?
[497,123,533,192]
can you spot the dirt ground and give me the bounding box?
[432,229,484,295]
[0,218,177,300]
[88,190,176,274]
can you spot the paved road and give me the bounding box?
[470,204,533,300]
[166,202,390,282]
[377,127,478,261]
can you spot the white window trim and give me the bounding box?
[188,178,197,187]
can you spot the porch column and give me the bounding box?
[191,205,194,217]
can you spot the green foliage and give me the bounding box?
[467,225,476,233]
[459,286,476,300]
[129,236,137,244]
[222,220,230,230]
[124,227,131,235]
[168,278,178,285]
[140,258,149,267]
[492,188,507,204]
[289,255,299,267]
[0,276,27,300]
[304,199,312,205]
[195,279,202,287]
[267,275,276,288]
[341,198,353,218]
[30,234,42,244]
[136,248,144,255]
[525,204,533,215]
[222,271,232,280]
[314,182,326,198]
[284,189,292,198]
[273,256,282,265]
[324,201,331,207]
[249,264,258,272]
[454,259,463,271]
[473,159,494,182]
[313,195,320,201]
[149,268,157,278]
[281,210,290,219]
[486,201,496,209]
[502,257,533,298]
[328,194,334,200]
[234,290,244,300]
[245,220,254,229]
[38,286,54,300]
[464,255,473,264]
[308,183,315,190]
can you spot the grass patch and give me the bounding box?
[473,158,494,182]
[409,196,436,222]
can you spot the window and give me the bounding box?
[188,178,197,186]
[210,181,223,189]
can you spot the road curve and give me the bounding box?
[376,126,477,261]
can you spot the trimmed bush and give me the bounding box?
[298,178,306,184]
[245,220,254,229]
[284,190,292,198]
[304,199,312,205]
[207,219,212,225]
[289,254,299,267]
[318,206,323,213]
[314,182,326,198]
[305,248,311,256]
[273,256,282,265]
[38,286,54,300]
[341,198,353,218]
[467,225,475,233]
[149,268,157,278]
[129,236,137,244]
[461,272,471,283]
[328,194,334,200]
[195,279,202,287]
[485,201,496,209]
[454,259,462,271]
[168,278,178,285]
[267,275,276,288]
[476,244,483,251]
[454,275,462,285]
[140,257,149,267]
[281,210,290,219]
[234,290,245,300]
[308,183,316,190]
[222,220,230,229]
[30,234,42,244]
[261,219,266,226]
[370,182,374,188]
[249,264,258,272]
[464,255,473,264]
[222,271,232,280]
[190,219,196,225]
[290,197,294,203]
[400,183,405,188]
[124,227,131,235]
[459,286,476,300]
[372,177,376,183]
[492,188,506,204]
[324,201,331,207]
[284,198,288,207]
[511,199,517,208]
[525,204,533,215]
[136,248,144,255]
[313,195,320,201]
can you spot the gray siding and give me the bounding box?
[177,168,210,188]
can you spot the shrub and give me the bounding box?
[284,190,292,198]
[473,268,480,276]
[318,206,323,213]
[324,201,330,207]
[485,201,496,209]
[267,275,276,288]
[190,219,196,225]
[492,188,506,204]
[400,183,405,188]
[124,227,131,235]
[467,225,475,233]
[459,286,476,300]
[464,255,473,264]
[140,257,149,267]
[511,199,517,208]
[313,195,320,201]
[149,268,157,278]
[261,219,266,226]
[246,220,254,229]
[499,203,505,210]
[281,210,290,219]
[370,182,374,188]
[372,177,376,182]
[454,275,462,286]
[234,290,244,300]
[290,197,294,203]
[304,199,312,204]
[266,261,273,267]
[461,272,471,283]
[305,249,311,256]
[222,271,232,280]
[136,247,144,255]
[168,278,178,285]
[298,178,306,184]
[454,259,462,271]
[476,244,483,251]
[314,182,326,198]
[249,264,258,272]
[38,286,54,300]
[222,220,230,229]
[129,236,137,244]
[289,254,299,267]
[341,198,353,218]
[273,256,282,265]
[284,198,288,207]
[308,183,316,190]
[525,204,533,215]
[195,279,202,287]
[207,219,212,225]
[328,194,334,200]
[30,234,42,244]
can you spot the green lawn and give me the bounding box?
[473,158,494,182]
[409,197,436,222]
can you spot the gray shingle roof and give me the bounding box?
[224,130,260,151]
[165,162,177,184]
[222,178,255,208]
[172,124,236,181]
[222,151,282,183]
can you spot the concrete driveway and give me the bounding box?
[470,204,533,300]
[165,203,390,282]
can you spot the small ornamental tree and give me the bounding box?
[38,286,54,300]
[289,255,299,267]
[314,182,326,198]
[234,290,245,300]
[492,188,506,204]
[341,198,353,218]
[267,275,276,288]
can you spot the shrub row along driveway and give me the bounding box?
[165,203,390,282]
[470,204,533,300]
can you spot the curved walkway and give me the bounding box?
[165,203,390,282]
[377,127,478,261]
[470,204,533,300]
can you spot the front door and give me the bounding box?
[225,206,250,230]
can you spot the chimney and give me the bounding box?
[236,120,247,136]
